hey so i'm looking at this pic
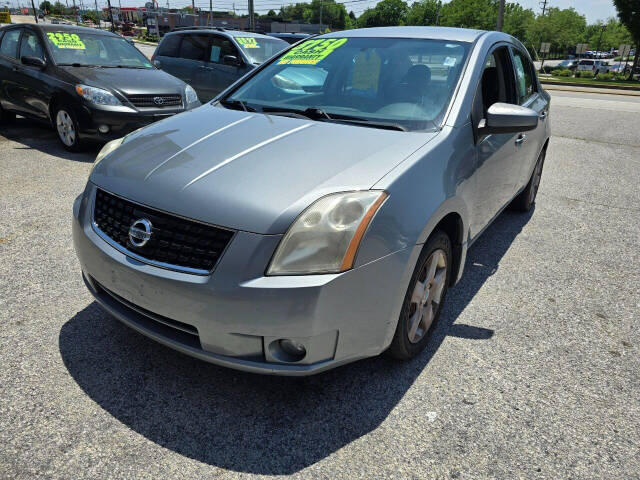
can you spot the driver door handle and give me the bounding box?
[199,65,214,71]
[515,134,526,145]
[540,111,548,120]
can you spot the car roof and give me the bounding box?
[320,26,488,43]
[167,28,281,41]
[26,23,119,37]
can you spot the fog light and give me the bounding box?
[279,339,306,357]
[98,125,109,134]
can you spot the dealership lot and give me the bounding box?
[1,89,638,478]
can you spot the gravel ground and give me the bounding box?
[1,90,639,479]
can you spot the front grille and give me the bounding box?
[126,94,182,108]
[93,189,234,274]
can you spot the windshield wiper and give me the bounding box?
[217,99,257,112]
[58,63,102,67]
[327,118,408,132]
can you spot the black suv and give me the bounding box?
[0,24,200,150]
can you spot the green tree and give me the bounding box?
[502,3,535,47]
[39,1,52,14]
[358,0,409,28]
[439,0,497,30]
[613,0,640,79]
[528,7,587,56]
[406,0,439,26]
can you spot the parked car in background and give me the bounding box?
[577,59,610,74]
[268,32,311,44]
[74,27,550,375]
[0,24,200,150]
[556,59,577,71]
[152,28,288,102]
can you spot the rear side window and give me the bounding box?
[579,60,593,65]
[0,29,21,59]
[179,34,209,61]
[512,50,535,104]
[157,34,181,57]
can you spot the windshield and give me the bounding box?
[234,36,288,64]
[224,37,469,131]
[45,31,153,68]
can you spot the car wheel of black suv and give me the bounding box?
[511,147,546,212]
[387,231,452,360]
[53,104,84,152]
[0,104,16,124]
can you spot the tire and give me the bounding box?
[53,104,84,151]
[511,147,546,212]
[0,104,16,124]
[387,231,452,360]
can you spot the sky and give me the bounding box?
[514,0,618,23]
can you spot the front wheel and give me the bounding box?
[387,231,452,360]
[54,105,83,151]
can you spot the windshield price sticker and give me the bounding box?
[46,32,86,50]
[236,37,259,49]
[278,38,347,65]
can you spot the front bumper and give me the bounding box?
[76,102,200,141]
[72,185,416,375]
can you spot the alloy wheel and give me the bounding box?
[407,249,447,343]
[56,110,76,147]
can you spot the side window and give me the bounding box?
[512,50,535,104]
[19,30,45,61]
[178,34,208,61]
[0,29,22,59]
[157,34,180,57]
[209,36,236,64]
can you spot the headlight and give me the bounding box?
[267,191,388,275]
[75,84,122,106]
[92,137,124,173]
[185,85,199,104]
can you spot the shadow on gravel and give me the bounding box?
[59,209,533,474]
[2,116,98,162]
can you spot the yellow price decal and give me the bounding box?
[0,11,11,23]
[46,32,86,50]
[236,37,259,49]
[278,38,347,65]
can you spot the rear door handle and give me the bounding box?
[12,65,20,72]
[540,111,548,120]
[515,134,526,145]
[199,65,213,71]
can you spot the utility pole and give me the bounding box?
[30,0,37,22]
[595,24,606,59]
[435,0,441,26]
[318,0,322,32]
[208,0,212,25]
[106,0,115,31]
[496,0,504,31]
[95,0,100,28]
[539,0,547,16]
[248,0,254,31]
[71,0,77,24]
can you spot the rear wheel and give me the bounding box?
[511,147,546,212]
[387,231,451,360]
[54,105,84,151]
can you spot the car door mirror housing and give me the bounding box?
[21,56,46,69]
[478,102,539,136]
[223,55,241,67]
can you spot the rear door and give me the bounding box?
[152,33,184,79]
[0,27,23,112]
[173,33,210,101]
[510,46,548,191]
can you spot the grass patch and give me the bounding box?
[545,75,640,88]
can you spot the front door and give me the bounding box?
[0,28,23,112]
[14,28,50,119]
[471,46,523,237]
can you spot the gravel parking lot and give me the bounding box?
[1,90,638,479]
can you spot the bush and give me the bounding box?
[555,69,574,77]
[597,73,615,81]
[577,70,595,78]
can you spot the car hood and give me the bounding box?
[59,66,186,95]
[91,105,438,234]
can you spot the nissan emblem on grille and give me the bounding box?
[128,219,152,247]
[153,96,164,105]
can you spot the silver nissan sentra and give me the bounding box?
[73,27,550,375]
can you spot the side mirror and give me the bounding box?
[478,102,538,136]
[21,56,46,69]
[223,55,242,67]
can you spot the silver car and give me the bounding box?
[73,27,550,375]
